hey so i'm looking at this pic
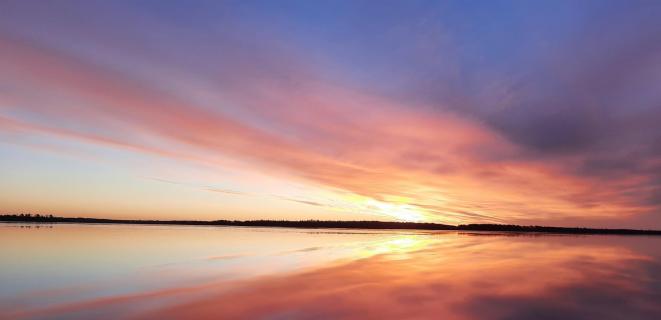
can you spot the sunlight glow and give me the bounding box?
[365,199,426,222]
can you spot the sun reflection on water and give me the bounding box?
[3,225,661,320]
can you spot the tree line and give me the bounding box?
[2,214,661,235]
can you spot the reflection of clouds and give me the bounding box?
[136,237,659,319]
[14,234,661,319]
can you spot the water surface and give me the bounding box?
[1,223,661,319]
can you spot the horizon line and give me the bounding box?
[2,214,661,235]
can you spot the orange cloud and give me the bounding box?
[0,34,655,224]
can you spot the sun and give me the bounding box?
[366,199,425,222]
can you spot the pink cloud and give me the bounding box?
[0,34,655,224]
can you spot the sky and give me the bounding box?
[0,0,660,227]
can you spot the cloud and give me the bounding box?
[205,188,248,196]
[0,1,659,226]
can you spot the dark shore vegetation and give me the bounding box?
[2,214,661,235]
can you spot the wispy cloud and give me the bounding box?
[0,1,659,226]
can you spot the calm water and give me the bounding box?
[1,223,661,319]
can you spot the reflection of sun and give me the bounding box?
[356,235,433,258]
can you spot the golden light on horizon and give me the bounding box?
[365,199,426,222]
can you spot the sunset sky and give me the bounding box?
[1,0,659,227]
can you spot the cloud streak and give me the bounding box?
[0,1,659,226]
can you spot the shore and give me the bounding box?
[2,214,661,235]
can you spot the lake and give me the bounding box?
[1,223,661,319]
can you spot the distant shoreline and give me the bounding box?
[2,214,661,235]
